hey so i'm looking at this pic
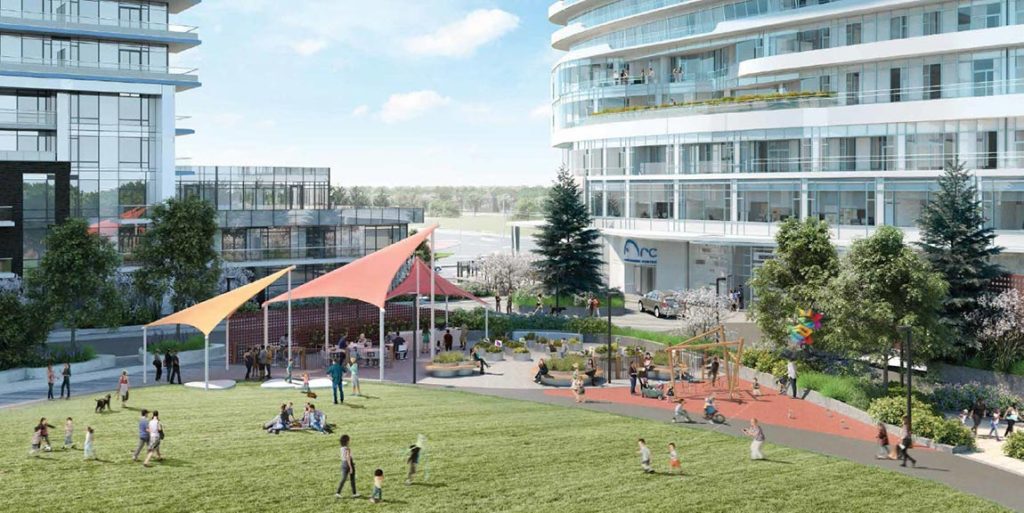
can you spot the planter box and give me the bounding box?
[539,369,604,388]
[425,363,477,378]
[512,352,534,362]
[481,351,505,362]
[0,354,118,384]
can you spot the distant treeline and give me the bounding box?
[331,186,549,219]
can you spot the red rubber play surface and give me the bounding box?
[545,377,902,445]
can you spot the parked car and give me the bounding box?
[638,290,683,318]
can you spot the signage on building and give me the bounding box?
[623,239,658,265]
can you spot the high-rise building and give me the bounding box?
[550,0,1024,296]
[0,0,200,277]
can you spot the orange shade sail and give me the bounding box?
[387,258,485,305]
[265,225,438,309]
[147,265,295,336]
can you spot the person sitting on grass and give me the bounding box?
[534,358,549,383]
[265,404,291,434]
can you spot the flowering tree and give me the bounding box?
[676,287,731,337]
[973,289,1024,372]
[477,252,536,295]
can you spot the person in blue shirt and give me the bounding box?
[327,359,345,405]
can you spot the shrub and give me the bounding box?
[567,338,580,345]
[567,317,607,334]
[547,355,587,372]
[1004,432,1024,460]
[741,348,784,374]
[524,332,536,341]
[504,340,525,350]
[513,346,530,354]
[652,351,670,367]
[26,344,97,368]
[537,336,549,345]
[433,352,466,364]
[148,335,205,354]
[797,372,871,410]
[929,382,1023,412]
[1010,360,1024,377]
[593,343,619,355]
[867,396,937,425]
[867,396,974,448]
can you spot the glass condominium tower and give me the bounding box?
[0,0,199,273]
[550,0,1024,296]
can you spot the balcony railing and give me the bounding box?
[0,108,57,127]
[220,246,373,264]
[0,55,198,80]
[0,8,198,33]
[218,208,424,229]
[0,150,55,161]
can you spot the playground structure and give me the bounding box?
[667,325,745,400]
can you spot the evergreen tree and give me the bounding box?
[372,187,391,207]
[532,167,603,307]
[749,218,839,347]
[134,196,221,326]
[917,161,1003,357]
[27,218,121,346]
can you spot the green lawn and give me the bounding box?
[0,384,1008,513]
[417,215,511,235]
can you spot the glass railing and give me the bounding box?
[0,8,198,33]
[0,150,55,161]
[0,108,57,126]
[0,55,197,77]
[219,246,373,263]
[562,78,1024,128]
[218,208,425,229]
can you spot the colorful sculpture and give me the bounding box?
[788,308,823,346]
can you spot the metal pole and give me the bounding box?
[379,307,385,382]
[414,259,420,384]
[142,327,148,385]
[287,270,293,364]
[225,318,230,371]
[485,309,489,340]
[906,328,913,435]
[262,303,268,348]
[445,295,449,326]
[430,231,436,359]
[204,333,210,391]
[607,257,613,385]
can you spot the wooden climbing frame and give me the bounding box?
[667,325,745,400]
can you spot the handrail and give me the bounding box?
[0,8,198,33]
[0,55,198,76]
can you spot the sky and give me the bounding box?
[173,0,562,187]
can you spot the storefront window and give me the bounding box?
[983,180,1024,230]
[738,182,799,223]
[884,181,937,227]
[681,183,730,221]
[630,181,674,219]
[808,181,875,226]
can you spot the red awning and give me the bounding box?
[264,225,438,309]
[387,258,486,305]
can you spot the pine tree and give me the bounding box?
[533,167,603,308]
[917,161,1003,357]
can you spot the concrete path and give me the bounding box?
[964,435,1024,477]
[457,385,1024,512]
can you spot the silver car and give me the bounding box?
[638,290,682,318]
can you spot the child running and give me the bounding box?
[668,443,681,474]
[406,443,421,485]
[348,357,360,397]
[370,468,384,503]
[83,427,96,460]
[672,398,691,423]
[300,372,311,393]
[63,417,74,450]
[33,418,55,454]
[638,438,653,474]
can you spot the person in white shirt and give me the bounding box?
[786,360,798,399]
[143,411,162,467]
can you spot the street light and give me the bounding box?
[898,326,913,435]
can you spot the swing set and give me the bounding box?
[667,325,745,400]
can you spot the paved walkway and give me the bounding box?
[455,385,1024,512]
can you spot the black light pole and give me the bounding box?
[900,326,913,433]
[607,285,612,385]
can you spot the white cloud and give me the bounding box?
[351,105,370,117]
[529,104,551,120]
[403,9,520,58]
[379,90,452,124]
[289,38,328,56]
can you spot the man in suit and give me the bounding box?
[163,351,173,383]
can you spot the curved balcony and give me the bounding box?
[550,0,618,25]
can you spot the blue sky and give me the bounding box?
[174,0,561,186]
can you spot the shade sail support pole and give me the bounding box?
[204,333,210,391]
[324,298,330,363]
[263,304,268,349]
[430,232,436,359]
[142,327,148,385]
[287,270,293,364]
[414,260,420,384]
[225,318,230,371]
[379,307,385,382]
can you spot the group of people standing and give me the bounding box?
[29,416,94,460]
[45,363,72,400]
[493,294,513,314]
[962,400,1019,442]
[153,351,182,384]
[242,347,273,381]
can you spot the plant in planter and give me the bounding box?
[593,342,619,355]
[433,351,467,364]
[511,345,533,361]
[525,332,537,341]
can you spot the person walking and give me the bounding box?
[335,434,359,499]
[243,349,253,381]
[638,438,653,473]
[46,364,55,400]
[988,408,1003,442]
[744,418,766,460]
[132,410,150,462]
[786,360,798,399]
[495,294,501,313]
[970,399,986,437]
[709,356,720,387]
[875,422,891,459]
[169,352,182,385]
[142,411,162,467]
[327,358,345,405]
[443,329,453,352]
[153,352,163,382]
[628,362,638,395]
[59,362,71,399]
[505,294,513,314]
[459,325,468,351]
[897,415,916,467]
[163,350,172,383]
[1004,404,1018,437]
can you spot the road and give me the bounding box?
[432,228,536,279]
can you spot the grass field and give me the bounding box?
[0,384,1008,513]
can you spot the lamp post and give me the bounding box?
[899,326,913,434]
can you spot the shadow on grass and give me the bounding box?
[155,458,191,468]
[755,459,792,464]
[341,403,366,409]
[354,394,379,400]
[410,482,447,488]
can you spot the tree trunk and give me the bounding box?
[176,324,181,342]
[881,351,889,391]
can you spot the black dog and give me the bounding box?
[94,394,112,413]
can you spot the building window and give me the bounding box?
[738,183,799,223]
[808,182,875,226]
[890,15,908,39]
[889,68,902,102]
[923,63,942,99]
[845,22,861,45]
[983,181,1024,230]
[845,72,860,105]
[973,58,995,96]
[977,131,998,170]
[923,11,942,35]
[884,182,937,227]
